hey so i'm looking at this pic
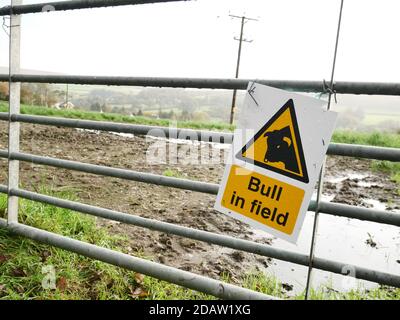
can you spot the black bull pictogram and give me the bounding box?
[263,126,299,173]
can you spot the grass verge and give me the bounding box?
[0,102,234,132]
[1,101,399,145]
[332,130,400,149]
[162,168,186,178]
[331,131,400,186]
[0,189,399,300]
[0,189,210,300]
[1,101,398,148]
[371,161,400,191]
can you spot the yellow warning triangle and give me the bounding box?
[236,99,309,183]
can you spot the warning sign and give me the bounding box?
[214,83,338,243]
[221,165,304,235]
[237,99,309,183]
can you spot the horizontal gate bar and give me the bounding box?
[1,74,400,95]
[308,200,400,227]
[0,112,233,143]
[3,150,219,194]
[0,112,398,161]
[0,186,399,288]
[0,0,187,16]
[1,150,399,227]
[0,219,274,300]
[326,143,400,162]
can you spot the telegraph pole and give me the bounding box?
[65,84,69,105]
[229,14,258,124]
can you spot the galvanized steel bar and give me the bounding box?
[0,74,323,91]
[0,186,399,288]
[327,143,400,162]
[308,200,400,226]
[0,0,187,16]
[7,0,22,224]
[0,113,233,144]
[0,112,398,161]
[1,74,400,95]
[0,220,274,300]
[7,151,219,194]
[0,185,310,266]
[0,151,398,226]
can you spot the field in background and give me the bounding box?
[0,102,234,132]
[0,101,398,187]
[0,101,399,146]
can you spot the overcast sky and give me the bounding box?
[0,0,399,83]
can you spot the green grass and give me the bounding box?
[237,271,400,300]
[0,101,234,132]
[162,168,185,178]
[294,285,400,300]
[1,101,398,146]
[332,131,400,186]
[371,161,400,189]
[332,131,400,149]
[2,101,399,146]
[0,188,267,300]
[0,189,139,300]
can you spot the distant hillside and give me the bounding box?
[335,94,400,115]
[0,69,398,131]
[0,66,64,76]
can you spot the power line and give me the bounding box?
[229,14,258,124]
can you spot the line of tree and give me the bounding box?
[73,87,238,122]
[0,82,60,107]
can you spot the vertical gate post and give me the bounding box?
[7,0,22,224]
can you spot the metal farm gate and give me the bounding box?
[0,0,399,300]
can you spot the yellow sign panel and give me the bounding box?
[221,165,305,235]
[237,99,309,183]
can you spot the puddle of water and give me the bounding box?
[357,181,375,188]
[146,135,231,150]
[315,194,335,203]
[252,200,400,296]
[76,128,101,134]
[112,132,136,138]
[363,199,387,211]
[76,128,231,149]
[77,128,136,139]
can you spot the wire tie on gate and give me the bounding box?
[1,4,16,36]
[248,80,259,107]
[2,16,10,36]
[322,78,338,104]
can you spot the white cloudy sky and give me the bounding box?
[0,0,399,82]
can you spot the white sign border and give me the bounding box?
[214,83,338,244]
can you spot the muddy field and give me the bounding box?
[0,123,398,289]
